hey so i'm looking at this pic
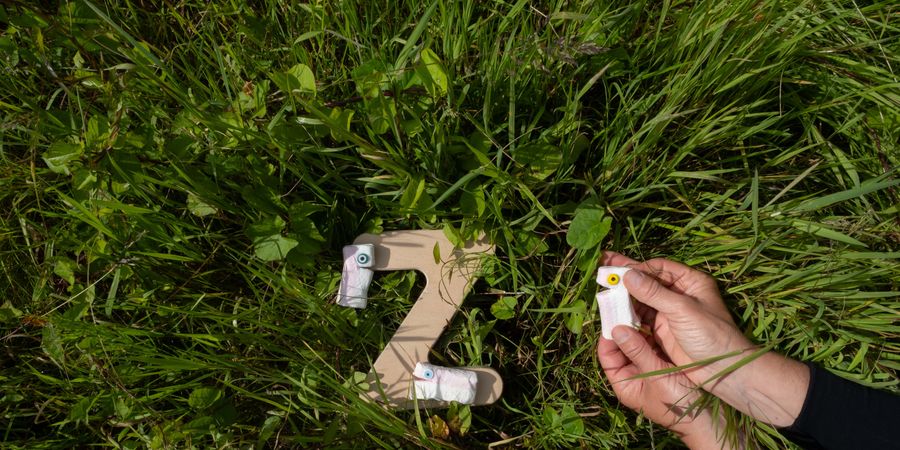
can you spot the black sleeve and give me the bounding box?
[780,362,900,450]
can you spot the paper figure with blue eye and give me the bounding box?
[411,362,478,404]
[336,244,374,308]
[595,266,641,339]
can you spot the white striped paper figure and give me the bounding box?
[336,244,375,309]
[410,362,478,405]
[595,266,641,339]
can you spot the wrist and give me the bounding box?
[705,351,809,427]
[677,409,732,450]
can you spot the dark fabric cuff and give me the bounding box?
[779,362,823,449]
[778,362,900,450]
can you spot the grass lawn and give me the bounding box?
[1,0,898,448]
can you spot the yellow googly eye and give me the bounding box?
[607,274,620,285]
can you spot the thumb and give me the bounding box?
[624,269,692,314]
[611,326,664,373]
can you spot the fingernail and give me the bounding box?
[612,326,631,344]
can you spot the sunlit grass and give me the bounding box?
[0,0,897,447]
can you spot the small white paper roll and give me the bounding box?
[337,244,374,309]
[410,362,478,405]
[595,266,640,339]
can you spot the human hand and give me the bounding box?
[598,325,728,450]
[601,251,809,427]
[601,252,753,383]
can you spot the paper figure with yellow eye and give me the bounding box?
[595,266,641,339]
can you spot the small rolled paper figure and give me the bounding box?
[410,362,478,405]
[595,266,641,339]
[336,244,375,309]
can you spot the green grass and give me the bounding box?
[1,0,898,447]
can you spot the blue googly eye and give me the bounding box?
[356,253,370,264]
[423,369,434,379]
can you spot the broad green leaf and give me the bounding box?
[567,207,611,250]
[287,203,326,256]
[564,300,586,334]
[185,415,216,431]
[188,387,223,410]
[460,186,486,217]
[328,107,354,142]
[490,296,517,320]
[270,63,316,97]
[542,407,561,429]
[286,63,316,95]
[442,223,464,248]
[352,59,389,98]
[113,397,131,419]
[68,397,92,424]
[212,399,238,427]
[0,301,23,322]
[400,177,426,210]
[253,234,299,261]
[53,257,76,286]
[72,168,97,191]
[64,285,94,320]
[289,218,325,255]
[258,416,282,447]
[41,324,65,364]
[416,48,448,97]
[514,230,549,255]
[342,371,370,390]
[247,216,299,261]
[247,216,286,238]
[84,116,110,149]
[43,141,84,175]
[187,193,217,217]
[514,143,562,180]
[560,405,585,437]
[447,403,472,437]
[365,95,396,135]
[401,116,424,136]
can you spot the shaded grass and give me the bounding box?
[1,0,898,448]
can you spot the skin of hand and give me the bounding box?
[601,251,810,427]
[598,325,729,450]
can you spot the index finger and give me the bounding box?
[635,258,727,315]
[600,251,640,267]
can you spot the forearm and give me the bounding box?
[704,351,809,427]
